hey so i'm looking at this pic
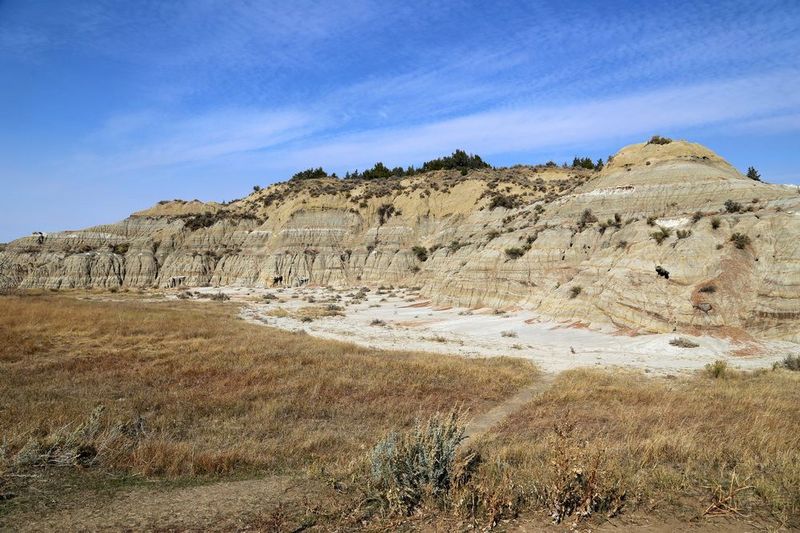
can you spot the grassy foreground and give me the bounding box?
[1,292,798,530]
[0,293,533,475]
[476,368,800,528]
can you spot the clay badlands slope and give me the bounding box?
[2,140,799,341]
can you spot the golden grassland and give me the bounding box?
[0,293,534,480]
[1,291,799,530]
[475,368,800,528]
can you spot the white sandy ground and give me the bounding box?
[186,286,800,375]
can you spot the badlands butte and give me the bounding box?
[2,138,800,343]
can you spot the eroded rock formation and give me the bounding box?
[2,140,799,341]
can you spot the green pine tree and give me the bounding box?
[746,166,761,181]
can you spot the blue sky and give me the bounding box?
[1,0,800,242]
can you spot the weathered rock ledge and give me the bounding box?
[2,140,799,341]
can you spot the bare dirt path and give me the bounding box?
[16,476,323,532]
[464,374,554,440]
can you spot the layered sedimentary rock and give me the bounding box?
[2,140,799,341]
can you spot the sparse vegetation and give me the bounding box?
[650,226,672,244]
[577,209,598,230]
[569,286,582,298]
[500,330,518,338]
[291,167,329,181]
[730,232,751,250]
[711,216,722,230]
[420,149,490,173]
[724,200,742,213]
[110,243,130,255]
[448,240,468,253]
[411,246,428,262]
[670,337,699,348]
[705,360,729,379]
[181,210,259,231]
[676,229,692,239]
[504,247,526,259]
[778,355,800,371]
[369,410,465,515]
[699,284,717,293]
[377,203,396,225]
[2,296,799,529]
[197,291,230,301]
[488,193,521,210]
[647,135,672,145]
[571,156,599,170]
[746,166,761,181]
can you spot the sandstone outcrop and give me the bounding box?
[2,140,799,341]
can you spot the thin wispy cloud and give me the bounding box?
[278,70,800,171]
[78,109,320,174]
[1,0,799,241]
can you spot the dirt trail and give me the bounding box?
[464,374,554,440]
[17,476,321,532]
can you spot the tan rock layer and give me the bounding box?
[2,141,799,341]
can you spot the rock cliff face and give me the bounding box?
[2,140,799,341]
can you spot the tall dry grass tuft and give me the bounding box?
[539,416,625,524]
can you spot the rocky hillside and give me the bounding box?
[2,140,799,341]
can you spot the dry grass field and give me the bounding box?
[0,291,798,531]
[477,368,800,529]
[0,292,534,528]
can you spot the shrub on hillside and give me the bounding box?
[571,156,597,170]
[730,233,751,250]
[110,243,130,255]
[650,226,672,245]
[724,200,742,213]
[377,203,396,225]
[411,246,428,262]
[647,135,672,145]
[505,247,526,259]
[488,194,521,210]
[291,167,328,181]
[421,149,490,173]
[577,209,598,230]
[746,166,761,181]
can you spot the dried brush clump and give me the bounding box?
[669,337,699,348]
[12,406,145,468]
[777,354,800,371]
[538,418,625,525]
